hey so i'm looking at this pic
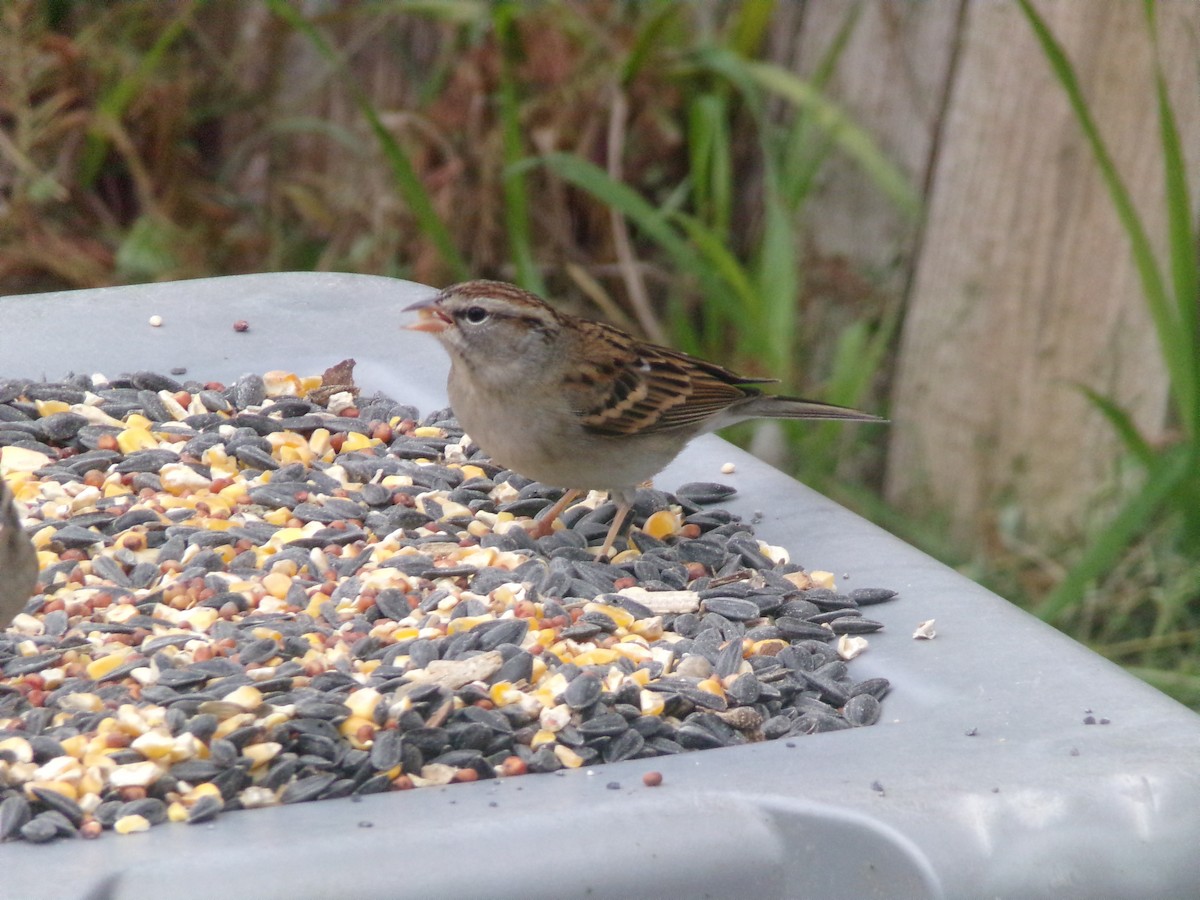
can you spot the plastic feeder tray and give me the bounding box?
[2,273,1198,900]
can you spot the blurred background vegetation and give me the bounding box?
[2,0,1199,706]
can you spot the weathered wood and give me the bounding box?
[885,0,1199,544]
[785,0,962,298]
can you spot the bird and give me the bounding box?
[404,279,883,557]
[0,478,38,628]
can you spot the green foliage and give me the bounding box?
[267,0,471,281]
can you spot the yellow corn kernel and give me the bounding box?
[268,526,307,546]
[241,742,282,769]
[751,638,788,657]
[128,730,174,761]
[263,508,293,527]
[87,652,127,682]
[628,668,651,688]
[811,570,836,590]
[79,767,106,798]
[697,676,726,698]
[35,399,71,416]
[24,780,78,801]
[114,814,150,835]
[213,713,255,741]
[262,571,293,600]
[168,801,189,823]
[338,715,376,740]
[177,607,218,631]
[222,685,263,712]
[309,428,332,457]
[639,690,665,716]
[59,734,88,758]
[341,432,377,452]
[116,428,158,454]
[181,782,223,804]
[412,426,444,438]
[263,370,303,397]
[631,616,664,640]
[553,745,584,768]
[572,648,619,666]
[530,730,556,749]
[342,688,381,720]
[642,509,682,540]
[1,446,53,474]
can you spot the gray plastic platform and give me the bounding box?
[2,273,1198,899]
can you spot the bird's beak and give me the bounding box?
[403,296,451,334]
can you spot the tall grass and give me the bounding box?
[1018,0,1200,631]
[527,2,916,480]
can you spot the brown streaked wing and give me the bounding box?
[568,325,771,436]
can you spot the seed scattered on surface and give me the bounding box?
[642,771,663,787]
[148,315,163,327]
[720,462,736,474]
[913,619,937,640]
[0,367,902,844]
[233,320,250,333]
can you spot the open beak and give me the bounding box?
[403,296,452,334]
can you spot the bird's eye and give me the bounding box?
[462,306,489,325]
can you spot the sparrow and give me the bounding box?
[405,280,882,556]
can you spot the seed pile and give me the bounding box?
[0,367,896,844]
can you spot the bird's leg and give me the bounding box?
[595,502,633,560]
[527,488,581,538]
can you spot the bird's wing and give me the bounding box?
[562,321,771,436]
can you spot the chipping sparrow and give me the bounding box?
[405,280,882,556]
[0,479,38,627]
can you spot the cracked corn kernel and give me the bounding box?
[114,814,150,835]
[642,509,682,539]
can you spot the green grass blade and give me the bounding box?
[1018,0,1190,434]
[687,92,733,238]
[268,0,469,280]
[754,173,799,380]
[493,1,543,293]
[1076,385,1156,467]
[1036,445,1191,621]
[671,210,760,358]
[778,1,862,208]
[726,0,775,58]
[743,60,919,217]
[1147,18,1200,436]
[524,152,726,300]
[671,213,757,311]
[620,2,681,86]
[80,11,190,187]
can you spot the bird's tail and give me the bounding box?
[738,394,886,423]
